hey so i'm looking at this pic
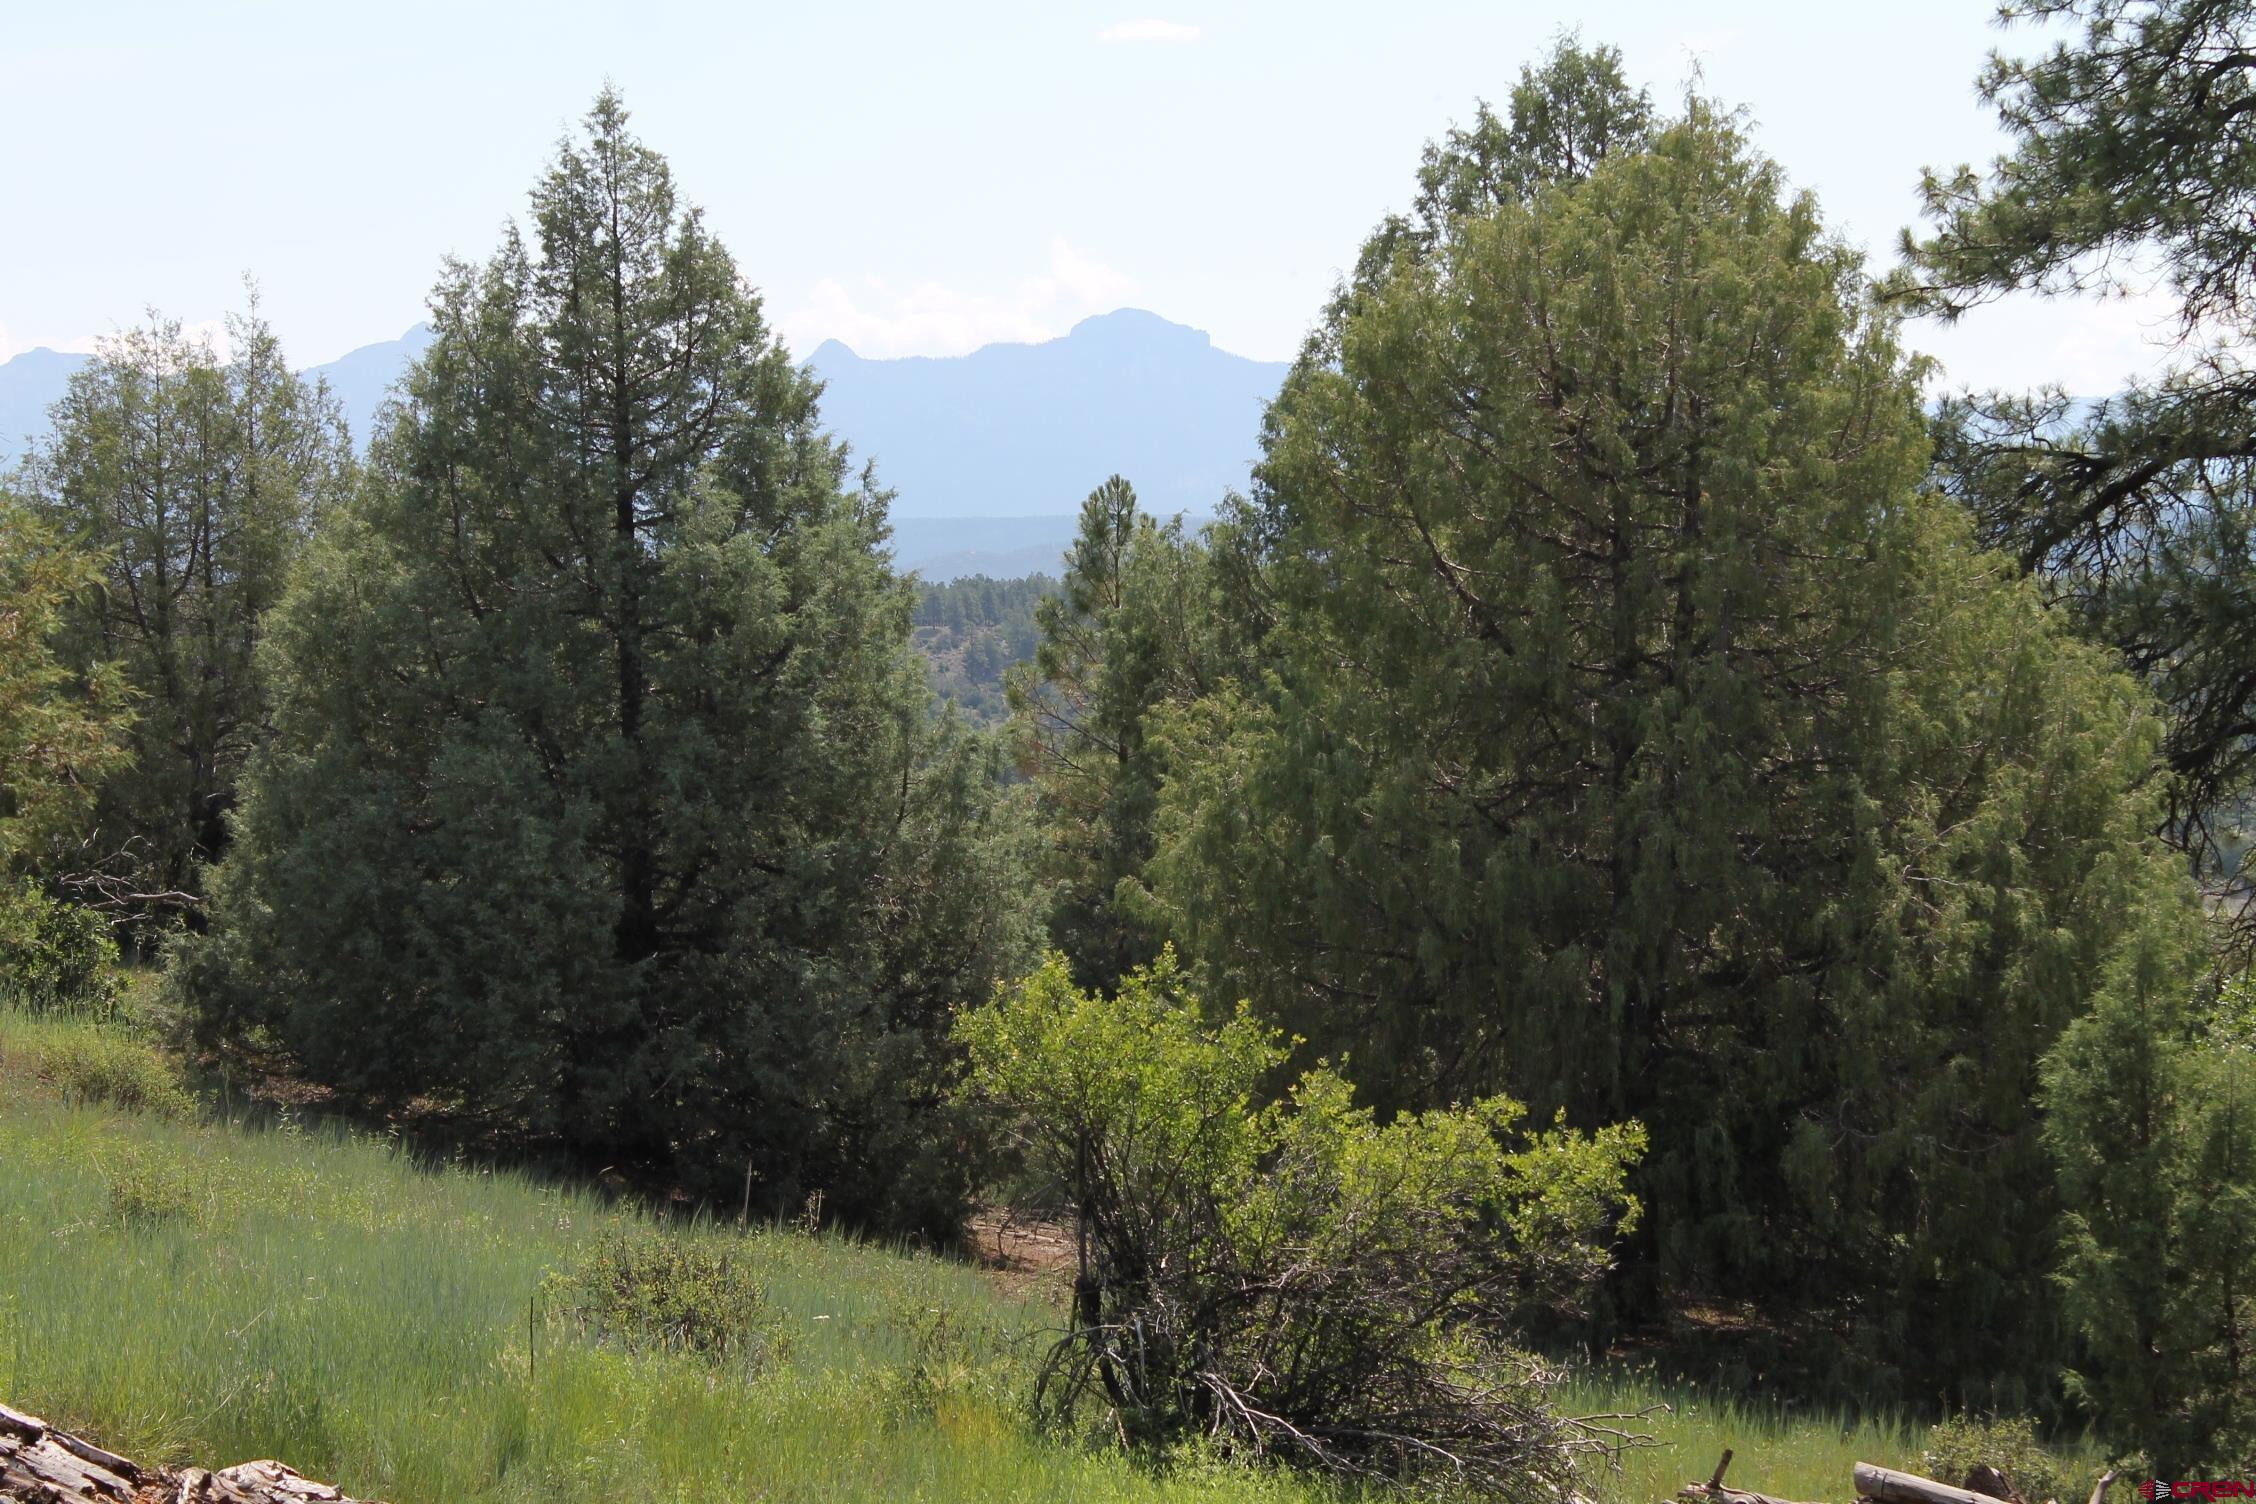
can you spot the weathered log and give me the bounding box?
[1857,1462,2019,1504]
[0,1398,379,1504]
[181,1461,362,1503]
[1711,1450,1737,1491]
[1,1400,141,1502]
[2089,1470,2121,1504]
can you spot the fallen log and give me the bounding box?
[0,1399,379,1504]
[1857,1462,2019,1504]
[1,1400,141,1502]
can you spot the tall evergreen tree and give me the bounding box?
[1140,96,2206,1400]
[2044,948,2256,1469]
[178,94,1040,1233]
[1006,478,1237,987]
[29,305,349,929]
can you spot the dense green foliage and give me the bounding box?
[26,308,350,932]
[1899,1,2256,1461]
[4,37,2252,1477]
[1906,0,2256,945]
[0,877,119,1017]
[958,952,1646,1496]
[0,495,131,1013]
[2042,969,2256,1466]
[1920,1416,2074,1504]
[174,95,1041,1236]
[1006,481,1245,987]
[995,68,2215,1426]
[543,1227,785,1368]
[913,573,1052,723]
[0,495,132,875]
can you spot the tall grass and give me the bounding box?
[0,1007,1332,1503]
[0,1006,2082,1503]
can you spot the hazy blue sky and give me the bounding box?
[0,1,2190,393]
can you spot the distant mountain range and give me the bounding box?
[0,325,437,467]
[0,307,1287,580]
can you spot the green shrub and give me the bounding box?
[1922,1416,2075,1504]
[106,1145,197,1225]
[544,1229,784,1370]
[955,951,1649,1501]
[0,882,121,1018]
[39,1031,196,1119]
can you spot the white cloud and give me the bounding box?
[1097,18,1201,44]
[1910,281,2207,396]
[0,318,232,366]
[778,238,1139,360]
[0,322,103,363]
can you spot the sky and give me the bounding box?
[0,0,2196,395]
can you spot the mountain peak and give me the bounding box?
[1064,307,1211,349]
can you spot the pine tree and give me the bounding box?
[1006,478,1233,987]
[177,93,1040,1234]
[1904,0,2256,952]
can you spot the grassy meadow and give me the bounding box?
[0,1003,2090,1504]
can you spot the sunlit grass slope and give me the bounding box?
[0,1007,1334,1503]
[0,1005,2084,1504]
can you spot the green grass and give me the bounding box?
[0,1005,2089,1504]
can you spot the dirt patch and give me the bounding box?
[962,1206,1075,1300]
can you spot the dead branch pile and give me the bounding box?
[1,1400,381,1504]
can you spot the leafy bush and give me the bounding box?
[544,1229,784,1370]
[37,1031,195,1119]
[0,882,120,1018]
[1922,1416,2075,1504]
[956,952,1648,1499]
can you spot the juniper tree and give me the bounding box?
[178,93,1040,1233]
[1139,99,2207,1399]
[0,492,134,1009]
[28,305,349,929]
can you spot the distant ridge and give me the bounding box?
[1,309,1285,581]
[313,323,434,445]
[809,308,1289,520]
[0,348,91,463]
[0,326,434,466]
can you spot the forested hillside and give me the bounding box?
[913,574,1054,724]
[4,7,2255,1494]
